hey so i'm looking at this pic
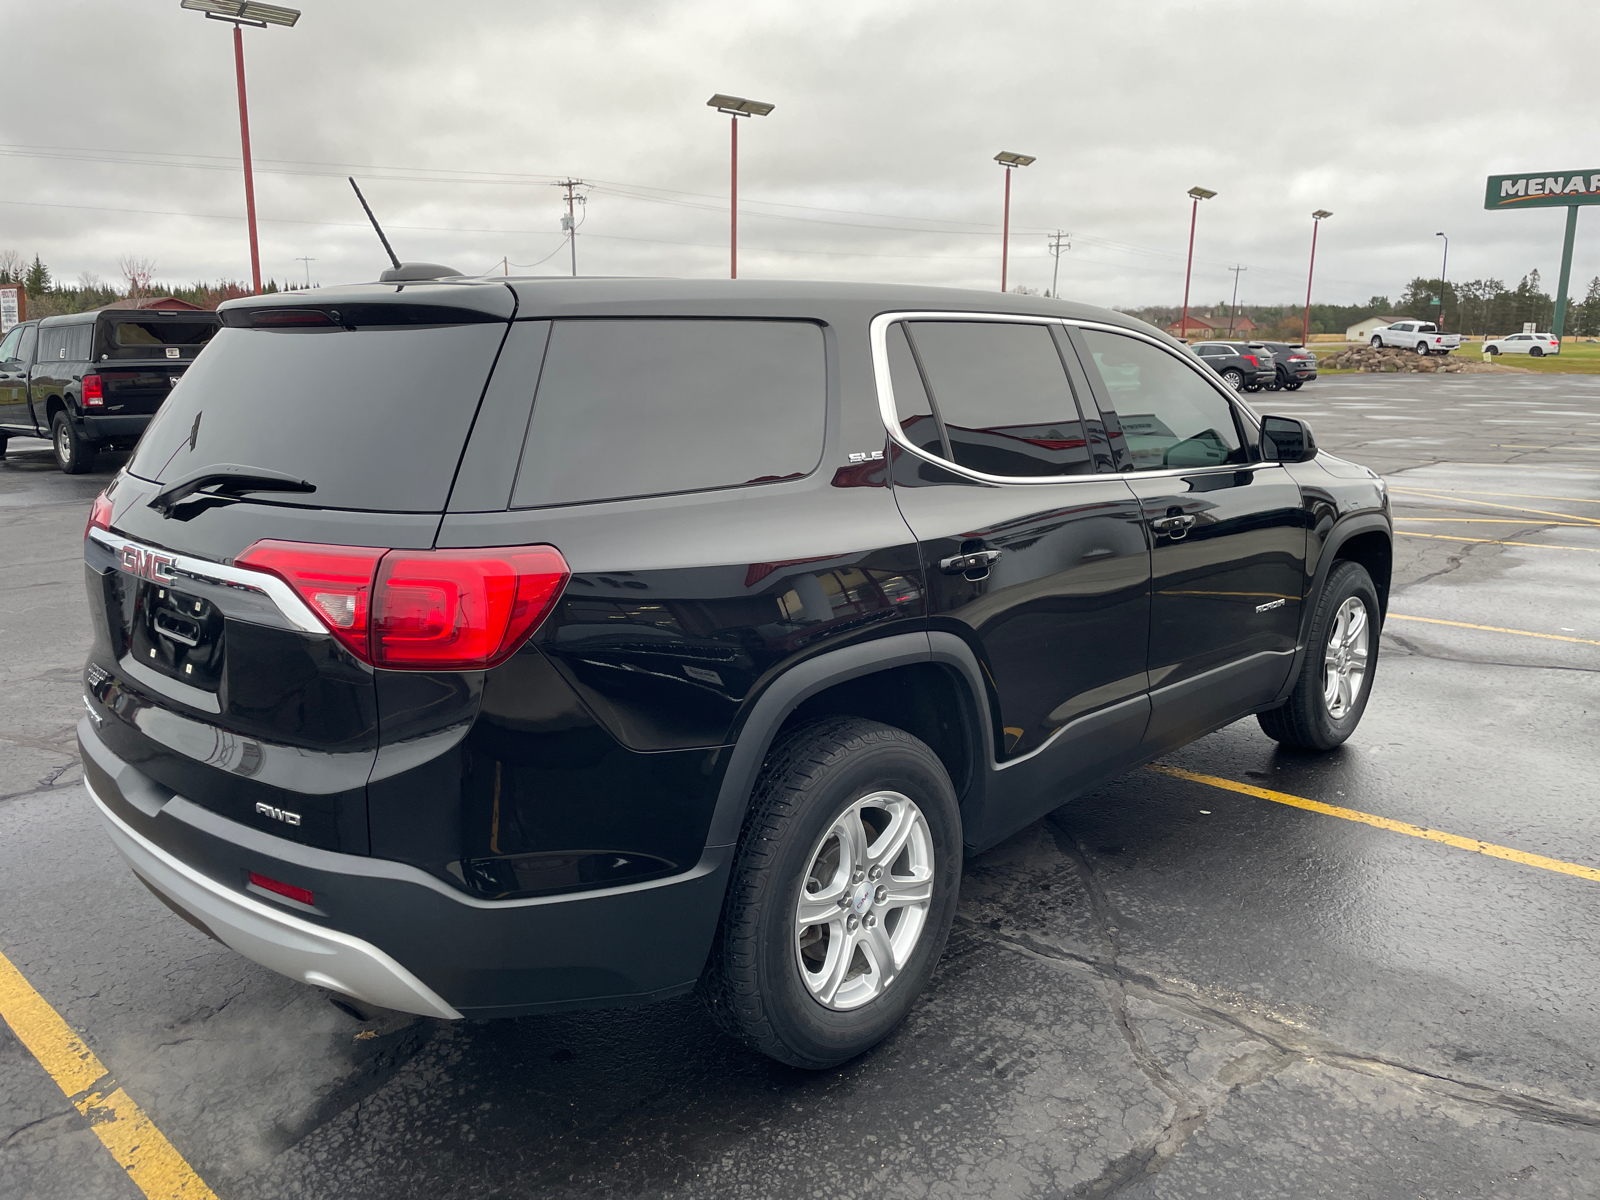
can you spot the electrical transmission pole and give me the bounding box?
[1227,264,1247,337]
[295,256,315,288]
[552,179,587,277]
[1047,230,1069,297]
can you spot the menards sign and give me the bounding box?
[1485,170,1600,210]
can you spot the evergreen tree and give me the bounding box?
[23,255,50,296]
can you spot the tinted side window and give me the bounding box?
[885,322,945,457]
[67,325,92,362]
[1078,329,1246,471]
[0,327,20,362]
[511,319,825,509]
[16,326,35,365]
[37,326,65,363]
[904,321,1091,478]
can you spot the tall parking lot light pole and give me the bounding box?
[179,1,300,295]
[1302,210,1332,347]
[707,95,774,279]
[1179,187,1216,341]
[1435,231,1450,332]
[994,153,1035,292]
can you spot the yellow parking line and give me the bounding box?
[1388,486,1600,505]
[1394,518,1599,527]
[1396,531,1600,553]
[0,947,217,1200]
[1388,613,1600,647]
[1148,766,1600,884]
[1389,488,1600,526]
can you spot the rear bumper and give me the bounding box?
[82,414,152,440]
[80,718,732,1018]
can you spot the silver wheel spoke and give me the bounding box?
[816,929,857,1006]
[860,921,898,975]
[797,892,843,928]
[882,875,933,906]
[868,802,919,869]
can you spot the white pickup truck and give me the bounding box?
[1370,320,1460,356]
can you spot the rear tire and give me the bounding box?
[51,412,94,474]
[1220,369,1244,390]
[1257,560,1380,751]
[1285,380,1304,391]
[1530,346,1545,358]
[1415,342,1430,356]
[698,717,961,1068]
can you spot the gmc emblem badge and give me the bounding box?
[121,545,176,583]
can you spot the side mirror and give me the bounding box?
[1261,415,1317,463]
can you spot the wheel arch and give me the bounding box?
[703,632,994,851]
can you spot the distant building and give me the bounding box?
[1345,316,1402,341]
[1164,311,1257,339]
[95,296,207,312]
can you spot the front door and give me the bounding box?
[1069,325,1307,752]
[882,317,1152,849]
[0,324,36,428]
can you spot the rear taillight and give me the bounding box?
[1243,355,1258,366]
[85,490,113,539]
[82,374,104,407]
[235,540,569,670]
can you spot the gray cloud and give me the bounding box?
[3,0,1596,305]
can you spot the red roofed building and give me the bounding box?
[1165,311,1257,339]
[95,296,207,311]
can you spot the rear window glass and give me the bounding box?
[510,319,825,509]
[129,323,506,512]
[106,320,218,352]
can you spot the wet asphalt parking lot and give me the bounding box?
[3,371,1600,1200]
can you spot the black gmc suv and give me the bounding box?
[79,277,1391,1068]
[0,308,220,473]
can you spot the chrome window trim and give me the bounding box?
[868,311,1260,486]
[86,527,326,635]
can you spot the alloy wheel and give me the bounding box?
[794,790,934,1011]
[55,423,71,467]
[1323,596,1369,719]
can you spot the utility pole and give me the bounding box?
[1048,230,1069,297]
[295,256,314,288]
[552,179,587,277]
[1227,264,1247,336]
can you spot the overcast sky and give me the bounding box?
[4,0,1597,308]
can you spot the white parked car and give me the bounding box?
[1483,332,1560,358]
[1370,320,1461,355]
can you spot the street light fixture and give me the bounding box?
[1435,231,1450,333]
[1178,186,1216,341]
[179,0,301,294]
[707,94,775,279]
[1302,210,1332,347]
[994,152,1036,292]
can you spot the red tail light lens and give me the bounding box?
[83,374,104,407]
[235,540,569,670]
[373,547,569,669]
[1242,355,1258,366]
[235,541,386,660]
[85,490,113,538]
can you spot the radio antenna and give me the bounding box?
[348,177,401,271]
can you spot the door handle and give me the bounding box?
[1150,514,1197,540]
[939,549,1002,575]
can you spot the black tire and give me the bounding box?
[1258,561,1381,751]
[698,716,962,1068]
[1415,342,1430,356]
[1487,345,1500,356]
[1370,336,1382,348]
[1220,369,1244,390]
[51,411,95,474]
[1285,380,1304,391]
[0,433,8,459]
[1530,346,1544,358]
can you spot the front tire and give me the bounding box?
[1257,560,1380,751]
[1487,345,1500,356]
[1370,336,1383,348]
[698,717,961,1068]
[51,412,95,474]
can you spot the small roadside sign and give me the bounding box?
[0,285,23,334]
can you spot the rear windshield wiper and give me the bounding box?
[147,465,316,516]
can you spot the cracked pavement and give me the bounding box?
[4,373,1600,1198]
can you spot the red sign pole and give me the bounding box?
[233,24,262,295]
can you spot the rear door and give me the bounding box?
[882,316,1151,846]
[1069,325,1306,753]
[85,291,514,855]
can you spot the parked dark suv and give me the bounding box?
[0,308,220,473]
[79,277,1391,1067]
[1189,340,1275,392]
[1254,341,1320,390]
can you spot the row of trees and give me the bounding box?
[0,251,286,317]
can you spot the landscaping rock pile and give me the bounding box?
[1318,345,1508,374]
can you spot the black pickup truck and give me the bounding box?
[0,308,220,473]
